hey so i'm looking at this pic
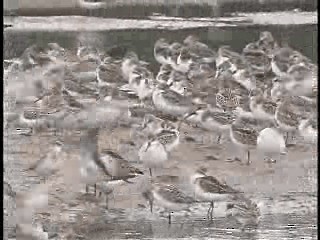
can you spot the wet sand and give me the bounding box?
[4,119,317,238]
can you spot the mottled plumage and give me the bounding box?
[216,88,240,111]
[196,176,239,195]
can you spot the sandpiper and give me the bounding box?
[139,126,180,176]
[79,128,111,195]
[96,57,126,100]
[184,106,236,144]
[188,62,216,85]
[154,38,173,65]
[152,82,199,118]
[216,68,251,97]
[256,127,287,163]
[216,46,247,70]
[190,167,245,220]
[139,114,177,136]
[156,64,173,84]
[270,47,297,76]
[142,181,196,224]
[99,149,144,182]
[229,116,275,165]
[25,140,64,182]
[76,43,100,63]
[216,88,240,112]
[46,42,79,63]
[183,35,216,64]
[249,89,278,122]
[226,200,261,231]
[18,44,53,71]
[121,51,149,82]
[281,63,315,97]
[96,57,124,87]
[257,31,279,56]
[298,116,318,144]
[274,98,302,145]
[129,68,155,103]
[16,107,52,135]
[173,47,194,73]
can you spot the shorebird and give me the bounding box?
[184,106,236,144]
[270,47,297,76]
[16,107,52,135]
[183,35,216,63]
[216,46,247,71]
[96,180,115,209]
[156,64,173,84]
[121,51,149,82]
[96,56,126,100]
[169,42,183,66]
[229,115,275,165]
[79,128,111,194]
[154,38,173,65]
[76,43,100,63]
[274,98,302,145]
[18,44,53,71]
[249,89,278,122]
[226,200,261,231]
[257,127,287,163]
[173,47,194,73]
[152,82,200,118]
[96,57,124,87]
[139,114,177,137]
[280,63,316,97]
[257,31,279,56]
[25,140,64,182]
[298,115,318,144]
[129,67,155,103]
[216,88,240,112]
[139,125,180,176]
[46,42,79,63]
[190,167,245,220]
[188,62,216,85]
[4,181,16,198]
[99,149,144,182]
[142,181,196,224]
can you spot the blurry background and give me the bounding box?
[3,0,318,17]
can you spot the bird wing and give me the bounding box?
[158,184,195,204]
[198,176,239,194]
[161,89,192,106]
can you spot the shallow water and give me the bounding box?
[3,21,318,239]
[4,24,317,64]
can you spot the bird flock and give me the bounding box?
[4,31,318,235]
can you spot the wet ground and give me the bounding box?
[3,15,318,239]
[3,122,318,239]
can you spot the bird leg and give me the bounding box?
[210,201,214,220]
[94,184,97,195]
[149,168,152,177]
[85,185,89,193]
[246,151,251,165]
[285,132,289,145]
[168,212,172,224]
[207,203,212,219]
[217,134,222,144]
[105,195,109,210]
